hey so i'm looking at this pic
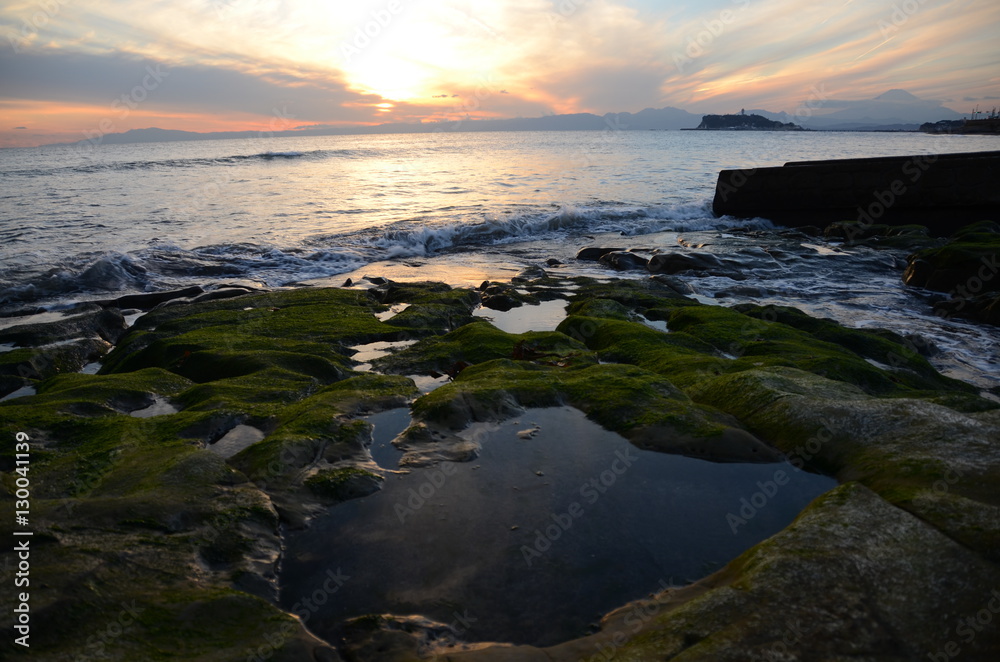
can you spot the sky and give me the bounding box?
[1,0,998,147]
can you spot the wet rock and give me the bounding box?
[393,423,482,466]
[190,287,256,304]
[340,614,467,662]
[93,286,205,310]
[598,251,649,271]
[511,266,547,282]
[364,275,389,285]
[648,274,696,296]
[576,246,624,261]
[7,277,997,660]
[305,466,383,501]
[482,293,520,311]
[934,292,1000,326]
[779,225,823,238]
[834,222,937,250]
[647,252,744,279]
[545,258,563,267]
[903,223,1000,295]
[0,338,112,392]
[0,307,127,346]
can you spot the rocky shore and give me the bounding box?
[1,220,998,661]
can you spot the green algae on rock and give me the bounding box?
[3,275,998,661]
[903,220,1000,326]
[0,282,481,660]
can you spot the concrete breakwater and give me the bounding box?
[712,150,1000,234]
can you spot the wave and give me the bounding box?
[0,244,368,309]
[361,201,773,257]
[3,148,367,177]
[0,201,772,310]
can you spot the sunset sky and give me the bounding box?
[1,0,998,147]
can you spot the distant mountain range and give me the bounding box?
[749,89,965,132]
[47,89,966,147]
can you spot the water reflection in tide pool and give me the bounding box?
[280,407,835,647]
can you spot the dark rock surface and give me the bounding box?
[598,250,649,270]
[3,276,997,661]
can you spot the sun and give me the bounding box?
[345,56,429,101]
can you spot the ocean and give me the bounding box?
[1,130,998,392]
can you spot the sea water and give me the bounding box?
[1,130,997,389]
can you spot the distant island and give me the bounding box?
[689,112,805,131]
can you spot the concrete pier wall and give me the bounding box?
[712,150,1000,235]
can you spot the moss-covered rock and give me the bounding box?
[4,275,997,661]
[904,223,1000,294]
[824,220,938,250]
[371,321,592,376]
[688,366,1000,561]
[0,284,484,660]
[403,359,778,464]
[903,220,1000,325]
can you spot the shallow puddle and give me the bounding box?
[362,407,411,468]
[374,303,411,321]
[0,385,36,402]
[348,339,418,372]
[280,407,835,647]
[209,424,266,458]
[636,313,669,333]
[129,396,180,418]
[472,298,568,334]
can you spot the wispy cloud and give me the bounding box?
[0,0,997,146]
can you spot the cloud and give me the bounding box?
[0,0,997,143]
[0,48,385,124]
[13,126,26,129]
